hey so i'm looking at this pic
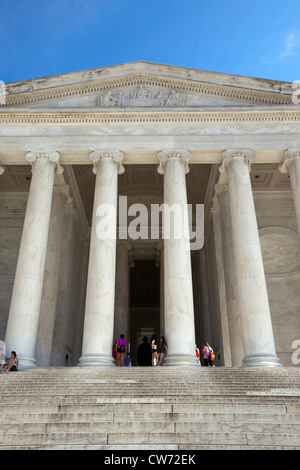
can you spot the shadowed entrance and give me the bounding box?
[129,260,160,365]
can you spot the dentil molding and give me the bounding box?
[2,74,293,107]
[0,109,299,126]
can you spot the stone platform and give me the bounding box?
[0,367,300,450]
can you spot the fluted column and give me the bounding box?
[113,242,132,344]
[78,151,124,367]
[35,181,72,366]
[157,150,198,366]
[5,151,62,369]
[279,149,300,236]
[215,177,244,366]
[221,149,281,367]
[156,242,165,337]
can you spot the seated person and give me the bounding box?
[1,351,18,373]
[124,353,132,367]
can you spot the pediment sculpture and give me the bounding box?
[97,85,186,108]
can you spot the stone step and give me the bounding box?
[2,410,300,424]
[3,444,300,450]
[2,367,300,379]
[2,419,300,435]
[4,373,297,379]
[0,402,298,415]
[1,430,300,448]
[2,390,299,398]
[1,392,299,403]
[8,385,298,391]
[0,367,299,450]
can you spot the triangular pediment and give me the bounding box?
[2,61,293,109]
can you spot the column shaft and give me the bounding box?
[78,151,123,367]
[114,243,131,344]
[35,184,70,366]
[223,150,281,367]
[217,187,244,366]
[5,152,59,368]
[158,150,198,366]
[279,150,300,236]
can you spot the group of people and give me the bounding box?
[113,333,168,367]
[1,341,215,370]
[149,335,167,367]
[196,342,215,367]
[113,334,216,367]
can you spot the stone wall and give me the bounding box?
[256,192,300,367]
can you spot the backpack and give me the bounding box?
[208,348,215,362]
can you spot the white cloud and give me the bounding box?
[279,31,300,58]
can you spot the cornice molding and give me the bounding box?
[0,109,299,126]
[3,74,292,107]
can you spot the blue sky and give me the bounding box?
[0,0,299,83]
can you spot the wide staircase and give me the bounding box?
[0,366,300,450]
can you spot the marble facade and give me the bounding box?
[0,62,300,368]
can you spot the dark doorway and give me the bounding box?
[129,260,160,365]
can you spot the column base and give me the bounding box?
[242,353,282,368]
[77,354,115,368]
[163,354,200,367]
[17,355,37,370]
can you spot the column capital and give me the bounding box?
[90,150,125,175]
[213,171,229,203]
[116,241,134,267]
[26,151,63,174]
[279,148,300,174]
[117,240,132,249]
[157,149,191,175]
[53,183,73,204]
[155,242,164,267]
[220,149,256,174]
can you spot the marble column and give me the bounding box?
[113,242,132,344]
[157,150,198,366]
[197,248,212,346]
[279,149,300,236]
[0,163,4,175]
[35,181,72,366]
[155,242,165,337]
[5,151,62,369]
[215,178,244,366]
[221,149,281,367]
[78,151,124,367]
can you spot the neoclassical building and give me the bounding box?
[0,61,299,369]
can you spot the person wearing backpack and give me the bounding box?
[202,342,215,367]
[115,334,127,367]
